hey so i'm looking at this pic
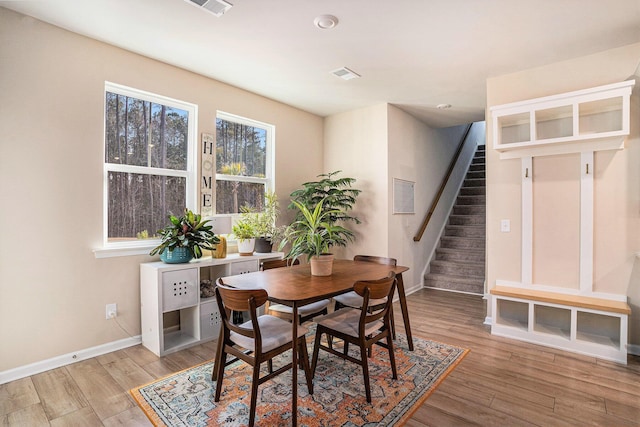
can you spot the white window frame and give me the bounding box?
[215,111,275,217]
[95,82,198,258]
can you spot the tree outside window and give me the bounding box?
[215,113,273,214]
[104,83,196,246]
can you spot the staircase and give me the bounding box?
[424,144,486,295]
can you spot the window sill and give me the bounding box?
[94,245,156,259]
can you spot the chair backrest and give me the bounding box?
[353,272,397,325]
[353,254,397,267]
[215,279,268,341]
[261,258,300,270]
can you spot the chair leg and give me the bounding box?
[249,361,261,427]
[344,341,349,355]
[360,341,372,403]
[311,327,323,376]
[389,304,396,340]
[214,347,227,401]
[299,338,314,395]
[387,332,398,380]
[212,336,224,381]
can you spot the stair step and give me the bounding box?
[464,178,485,187]
[471,157,485,165]
[436,247,485,263]
[424,273,484,294]
[466,170,485,179]
[459,186,485,196]
[469,163,485,172]
[456,195,485,205]
[449,214,485,226]
[440,236,485,250]
[430,260,485,277]
[452,205,485,215]
[444,225,485,238]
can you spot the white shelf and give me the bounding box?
[491,80,634,159]
[140,252,283,356]
[490,286,629,364]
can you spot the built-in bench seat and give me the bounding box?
[490,285,630,364]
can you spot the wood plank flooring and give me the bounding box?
[2,288,639,426]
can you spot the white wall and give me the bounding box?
[0,8,324,373]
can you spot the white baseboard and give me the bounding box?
[628,344,640,357]
[0,335,141,385]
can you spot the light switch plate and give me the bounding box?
[501,219,511,232]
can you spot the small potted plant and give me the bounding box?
[252,190,285,253]
[279,199,354,276]
[150,208,220,264]
[232,217,257,256]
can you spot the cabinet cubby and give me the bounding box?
[491,80,633,159]
[140,252,282,356]
[490,286,630,364]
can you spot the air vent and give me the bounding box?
[331,67,361,81]
[185,0,232,17]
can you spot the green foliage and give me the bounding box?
[149,209,220,259]
[136,230,150,239]
[289,170,361,226]
[279,199,355,262]
[231,218,256,240]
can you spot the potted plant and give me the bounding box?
[150,208,220,264]
[232,217,257,256]
[279,199,354,276]
[252,190,285,253]
[288,170,361,229]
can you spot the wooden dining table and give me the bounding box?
[220,258,412,427]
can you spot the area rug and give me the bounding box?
[131,334,468,426]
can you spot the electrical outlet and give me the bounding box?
[106,303,117,319]
[500,219,511,232]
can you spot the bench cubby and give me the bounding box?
[490,286,630,364]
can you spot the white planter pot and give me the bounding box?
[237,238,256,256]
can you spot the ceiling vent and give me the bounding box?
[184,0,233,17]
[331,67,361,81]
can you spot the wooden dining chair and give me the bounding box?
[333,255,397,338]
[262,258,331,324]
[213,279,314,427]
[311,272,398,403]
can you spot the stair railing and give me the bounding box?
[413,123,474,242]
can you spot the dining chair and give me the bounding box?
[213,279,314,427]
[311,272,398,403]
[333,255,397,339]
[262,258,331,324]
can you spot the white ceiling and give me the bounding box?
[3,0,640,128]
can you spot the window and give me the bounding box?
[103,82,197,248]
[215,112,273,214]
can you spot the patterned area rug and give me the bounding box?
[131,333,468,426]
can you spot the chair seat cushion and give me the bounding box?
[314,308,383,338]
[269,299,331,316]
[231,315,308,353]
[333,291,387,308]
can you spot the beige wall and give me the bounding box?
[324,104,471,288]
[486,43,640,344]
[0,8,323,372]
[324,104,389,262]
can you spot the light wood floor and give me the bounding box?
[2,289,639,426]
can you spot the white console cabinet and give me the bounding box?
[140,252,282,356]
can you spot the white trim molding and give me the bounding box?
[0,336,141,385]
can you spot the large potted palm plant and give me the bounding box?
[279,199,354,276]
[150,208,220,263]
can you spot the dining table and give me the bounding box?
[219,258,412,426]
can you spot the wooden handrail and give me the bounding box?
[413,123,473,242]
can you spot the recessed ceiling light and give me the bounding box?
[314,14,339,30]
[436,103,452,109]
